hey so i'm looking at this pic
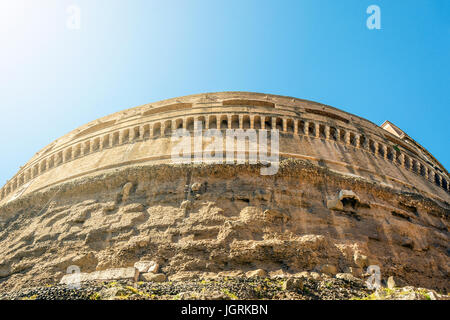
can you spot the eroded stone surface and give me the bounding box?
[134,261,159,273]
[140,273,166,282]
[0,92,448,296]
[0,161,446,294]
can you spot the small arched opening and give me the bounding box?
[243,115,251,129]
[208,116,217,129]
[286,119,294,133]
[153,123,161,137]
[220,115,228,130]
[253,116,261,129]
[164,120,172,136]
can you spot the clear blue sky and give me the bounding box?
[0,0,449,184]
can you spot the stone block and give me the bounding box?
[335,273,359,282]
[327,198,343,211]
[140,272,166,282]
[246,269,267,278]
[180,200,192,210]
[60,267,139,284]
[134,260,159,273]
[282,278,303,291]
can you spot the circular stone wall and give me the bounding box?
[0,92,448,292]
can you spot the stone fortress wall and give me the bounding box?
[1,92,449,207]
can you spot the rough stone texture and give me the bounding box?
[0,92,448,295]
[336,273,360,282]
[317,264,338,276]
[246,269,267,278]
[134,261,158,273]
[1,275,448,301]
[139,273,166,282]
[282,278,303,291]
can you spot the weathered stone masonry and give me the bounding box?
[0,92,449,293]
